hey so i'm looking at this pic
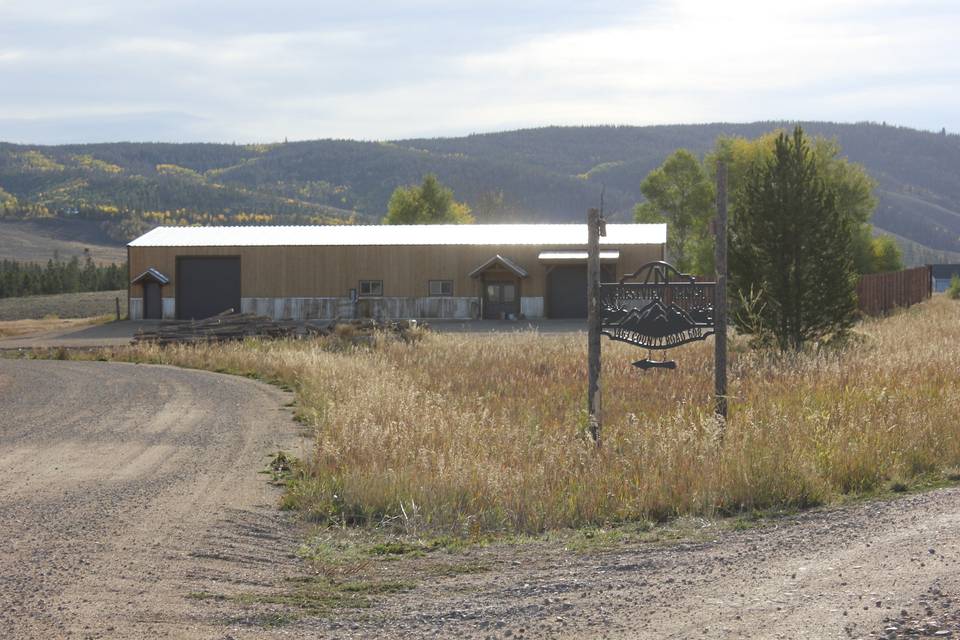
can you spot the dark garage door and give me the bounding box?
[547,266,588,318]
[546,265,616,319]
[177,257,241,320]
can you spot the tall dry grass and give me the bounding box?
[97,297,960,535]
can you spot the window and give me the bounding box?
[484,282,516,303]
[359,280,383,297]
[429,280,453,296]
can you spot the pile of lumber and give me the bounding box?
[133,313,425,346]
[132,312,320,345]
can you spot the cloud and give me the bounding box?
[446,0,959,132]
[0,0,957,143]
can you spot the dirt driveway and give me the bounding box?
[0,359,305,639]
[1,359,958,640]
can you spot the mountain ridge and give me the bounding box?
[1,121,958,265]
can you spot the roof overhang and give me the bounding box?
[130,267,170,285]
[539,250,620,263]
[468,254,529,279]
[127,223,667,247]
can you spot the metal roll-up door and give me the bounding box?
[547,265,588,318]
[176,257,241,320]
[546,264,616,319]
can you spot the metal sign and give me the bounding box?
[600,261,716,363]
[586,163,728,446]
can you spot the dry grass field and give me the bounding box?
[0,290,126,320]
[0,317,108,338]
[77,297,960,536]
[0,219,126,264]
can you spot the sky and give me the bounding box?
[1,0,957,144]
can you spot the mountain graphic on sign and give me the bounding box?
[613,300,697,338]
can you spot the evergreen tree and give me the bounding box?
[0,258,128,298]
[730,127,859,351]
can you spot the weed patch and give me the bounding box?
[190,576,414,623]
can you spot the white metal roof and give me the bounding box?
[538,251,620,262]
[128,223,666,247]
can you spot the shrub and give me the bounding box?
[947,274,960,300]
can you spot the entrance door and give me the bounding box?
[483,280,519,319]
[143,281,162,319]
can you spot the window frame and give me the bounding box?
[358,279,383,297]
[428,279,454,297]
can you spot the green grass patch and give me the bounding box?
[188,576,415,623]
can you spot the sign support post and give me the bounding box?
[714,161,729,422]
[587,207,603,445]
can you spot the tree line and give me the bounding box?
[384,129,908,351]
[633,126,904,351]
[0,255,127,298]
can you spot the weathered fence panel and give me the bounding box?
[856,266,932,316]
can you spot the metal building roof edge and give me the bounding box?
[127,223,667,247]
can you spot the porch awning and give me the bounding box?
[538,251,620,263]
[130,267,170,285]
[468,254,529,279]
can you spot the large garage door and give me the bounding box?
[177,257,241,320]
[547,266,588,318]
[546,265,616,319]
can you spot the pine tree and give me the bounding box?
[730,127,859,351]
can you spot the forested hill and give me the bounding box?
[1,121,958,264]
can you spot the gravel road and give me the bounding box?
[0,359,304,639]
[341,486,960,640]
[2,359,958,640]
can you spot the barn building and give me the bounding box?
[931,264,960,293]
[127,223,666,321]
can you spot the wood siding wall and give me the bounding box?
[856,265,932,316]
[129,243,664,300]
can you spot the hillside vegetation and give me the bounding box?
[82,297,960,535]
[2,122,958,263]
[0,219,125,264]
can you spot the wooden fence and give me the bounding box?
[856,265,932,316]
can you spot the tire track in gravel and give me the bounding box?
[0,359,307,639]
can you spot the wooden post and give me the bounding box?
[587,207,603,444]
[714,162,728,421]
[115,296,121,322]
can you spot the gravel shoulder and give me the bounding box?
[0,359,306,639]
[344,486,960,640]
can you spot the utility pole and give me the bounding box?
[587,207,604,444]
[714,161,729,422]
